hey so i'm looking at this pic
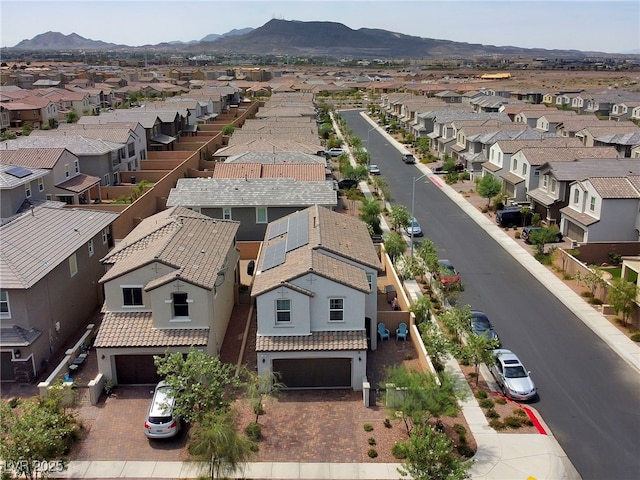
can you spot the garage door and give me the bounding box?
[566,221,585,243]
[273,358,351,389]
[115,355,162,385]
[1,352,15,381]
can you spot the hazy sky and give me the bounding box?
[2,0,639,53]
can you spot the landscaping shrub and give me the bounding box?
[392,441,408,459]
[478,398,494,409]
[503,416,523,428]
[363,423,374,432]
[515,232,521,239]
[367,448,378,458]
[458,433,467,444]
[523,417,534,426]
[513,408,527,417]
[489,419,505,430]
[485,408,500,419]
[457,444,475,458]
[589,297,604,305]
[368,437,376,446]
[383,418,392,428]
[581,290,594,298]
[630,333,640,342]
[474,390,488,399]
[453,423,467,435]
[245,422,262,441]
[495,397,507,405]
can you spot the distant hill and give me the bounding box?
[8,19,604,59]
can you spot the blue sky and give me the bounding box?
[1,0,638,53]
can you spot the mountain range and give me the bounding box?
[6,19,611,58]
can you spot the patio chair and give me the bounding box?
[396,322,408,341]
[377,322,390,341]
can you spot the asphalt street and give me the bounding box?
[340,109,640,480]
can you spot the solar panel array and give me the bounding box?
[5,166,33,178]
[286,211,309,252]
[261,240,286,271]
[267,218,288,239]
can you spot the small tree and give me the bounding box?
[418,321,451,372]
[154,347,243,424]
[359,197,382,235]
[582,265,606,299]
[416,237,439,274]
[607,278,638,326]
[462,333,500,385]
[385,366,462,436]
[410,295,432,324]
[477,175,503,208]
[383,231,407,262]
[439,305,472,346]
[66,111,79,123]
[188,409,256,480]
[221,124,235,136]
[529,227,561,256]
[244,371,285,424]
[389,204,411,232]
[399,424,472,480]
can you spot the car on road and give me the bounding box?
[144,381,181,439]
[436,259,462,290]
[405,217,423,237]
[401,153,416,164]
[469,310,500,346]
[489,349,537,401]
[368,164,381,175]
[324,147,344,157]
[521,226,563,244]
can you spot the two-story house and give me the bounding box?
[0,205,118,382]
[252,205,382,391]
[560,176,640,243]
[94,207,240,385]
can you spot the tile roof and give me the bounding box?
[494,137,584,153]
[516,146,619,165]
[100,206,239,291]
[166,178,337,208]
[225,152,326,164]
[214,139,323,156]
[559,206,600,226]
[588,177,640,199]
[1,206,120,289]
[544,158,640,181]
[0,325,43,347]
[93,311,209,348]
[0,147,72,169]
[0,163,49,189]
[3,134,124,155]
[56,173,101,192]
[256,330,367,352]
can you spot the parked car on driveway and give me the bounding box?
[436,259,462,290]
[324,147,344,157]
[405,217,423,237]
[469,310,500,346]
[489,349,537,401]
[144,381,181,439]
[521,226,563,244]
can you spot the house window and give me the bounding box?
[275,299,291,323]
[590,196,596,212]
[0,290,10,318]
[256,207,267,224]
[522,164,527,176]
[551,179,557,193]
[69,253,78,277]
[223,208,232,220]
[88,239,94,257]
[65,164,70,178]
[102,228,108,244]
[512,159,518,171]
[329,298,344,322]
[366,274,373,292]
[38,177,44,192]
[543,175,548,188]
[172,292,189,317]
[74,159,79,174]
[573,189,579,204]
[24,183,31,198]
[103,174,110,186]
[122,286,143,306]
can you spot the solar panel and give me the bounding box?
[5,166,32,178]
[286,211,309,252]
[267,218,288,240]
[261,240,286,271]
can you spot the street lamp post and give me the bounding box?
[410,173,428,260]
[366,127,376,168]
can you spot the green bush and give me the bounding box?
[458,433,467,444]
[457,444,475,458]
[523,417,534,427]
[513,408,527,417]
[630,333,640,342]
[383,418,392,428]
[367,448,378,458]
[495,397,507,405]
[515,232,521,239]
[489,419,505,430]
[478,398,494,409]
[363,423,374,432]
[392,441,408,459]
[503,416,523,428]
[368,437,376,446]
[245,422,262,441]
[485,408,500,419]
[474,390,488,399]
[453,423,467,435]
[589,297,604,305]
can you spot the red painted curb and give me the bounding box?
[430,176,443,188]
[492,391,547,435]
